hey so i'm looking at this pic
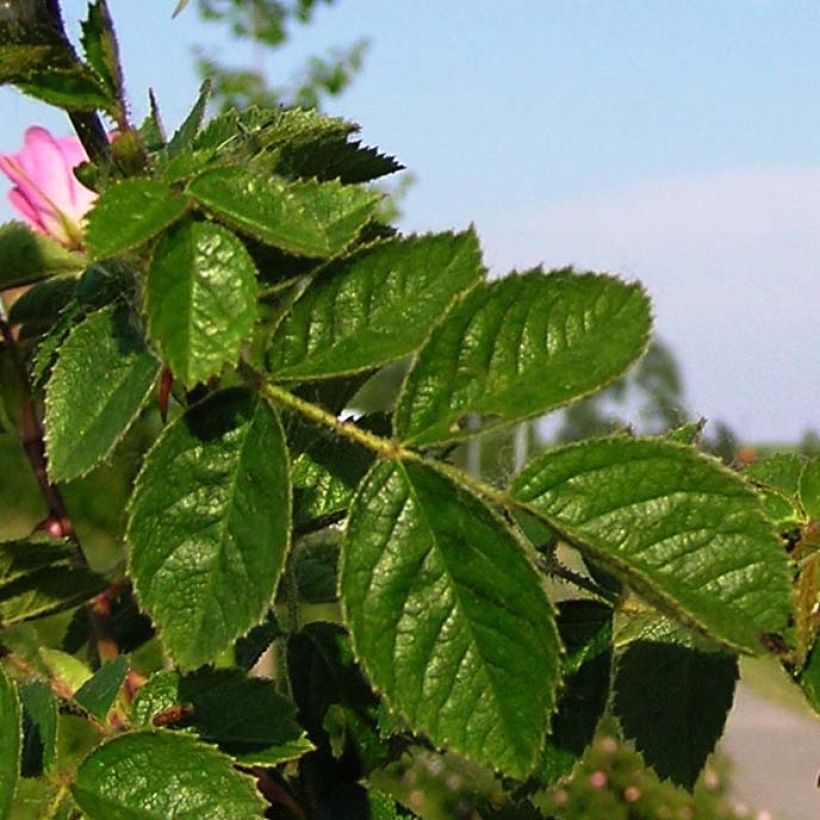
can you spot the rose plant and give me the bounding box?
[0,2,816,818]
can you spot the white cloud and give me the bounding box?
[476,167,820,442]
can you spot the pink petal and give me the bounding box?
[8,188,48,234]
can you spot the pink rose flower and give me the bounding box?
[0,126,97,250]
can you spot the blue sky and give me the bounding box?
[2,1,820,441]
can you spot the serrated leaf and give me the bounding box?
[340,459,560,778]
[233,611,281,670]
[395,269,651,446]
[0,567,107,627]
[511,437,794,653]
[799,457,820,521]
[19,680,58,777]
[71,731,265,818]
[0,536,75,591]
[164,80,210,160]
[0,45,71,82]
[45,304,159,482]
[18,65,114,112]
[614,639,738,788]
[128,389,290,669]
[745,453,805,499]
[188,167,380,258]
[538,601,613,786]
[85,178,188,259]
[80,0,122,101]
[74,656,128,720]
[146,220,258,386]
[0,664,21,818]
[0,222,84,289]
[267,231,484,379]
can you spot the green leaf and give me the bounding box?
[85,179,189,259]
[511,437,794,653]
[291,539,338,603]
[538,601,613,786]
[799,457,820,521]
[395,269,651,446]
[133,668,312,765]
[267,231,484,379]
[45,304,160,482]
[40,649,92,693]
[80,0,122,101]
[19,680,58,777]
[188,167,380,258]
[8,276,77,328]
[164,80,211,160]
[614,639,738,788]
[0,46,71,83]
[0,664,21,818]
[0,567,107,627]
[233,612,281,670]
[745,453,805,499]
[795,639,820,714]
[146,220,258,386]
[18,65,113,112]
[0,222,84,289]
[0,536,75,591]
[71,731,265,818]
[340,459,560,778]
[74,656,128,721]
[128,388,291,669]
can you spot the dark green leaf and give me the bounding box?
[395,269,651,446]
[538,601,612,786]
[233,612,281,670]
[0,222,84,289]
[71,731,265,818]
[614,640,738,788]
[341,459,560,778]
[164,80,211,160]
[19,680,58,777]
[146,220,258,385]
[85,179,188,259]
[188,167,380,258]
[511,437,793,653]
[0,45,70,82]
[80,0,122,100]
[291,539,338,603]
[128,389,290,669]
[45,304,160,482]
[18,65,113,112]
[74,656,128,721]
[795,639,820,714]
[0,536,75,592]
[8,276,77,327]
[0,664,20,817]
[268,231,484,379]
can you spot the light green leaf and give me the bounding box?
[39,650,92,694]
[614,639,738,788]
[74,656,128,721]
[799,457,820,521]
[146,220,258,386]
[395,269,651,446]
[0,222,84,289]
[267,231,484,379]
[511,437,794,653]
[71,731,265,818]
[85,179,188,259]
[19,680,58,777]
[45,304,160,482]
[128,389,290,669]
[0,664,21,818]
[340,459,560,778]
[188,167,380,258]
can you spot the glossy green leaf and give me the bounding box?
[71,731,265,818]
[188,167,380,258]
[511,437,794,653]
[85,179,188,259]
[128,389,290,669]
[0,536,74,591]
[19,680,58,777]
[146,220,258,385]
[614,639,738,788]
[341,459,560,778]
[74,656,128,720]
[0,567,107,627]
[45,304,160,482]
[395,269,651,446]
[538,601,613,786]
[799,457,820,521]
[268,231,483,379]
[0,222,84,289]
[132,668,312,765]
[0,664,20,818]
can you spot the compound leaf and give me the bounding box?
[45,304,160,482]
[146,220,257,386]
[268,231,483,380]
[71,731,265,818]
[341,459,560,778]
[395,269,651,446]
[128,389,290,669]
[85,179,188,259]
[511,437,794,653]
[188,167,380,258]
